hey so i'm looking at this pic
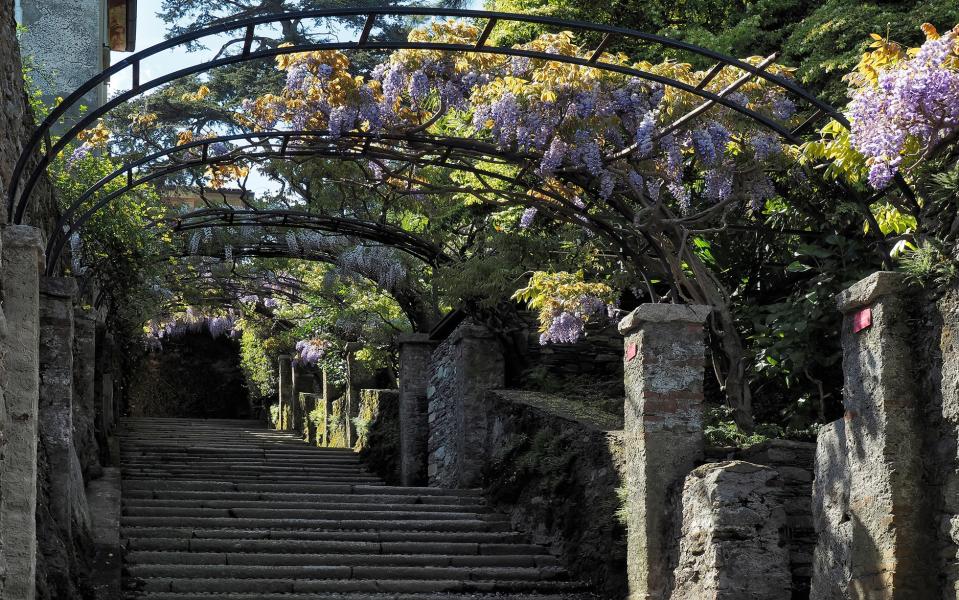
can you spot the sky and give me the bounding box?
[107,0,485,195]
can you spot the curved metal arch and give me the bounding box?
[45,129,566,273]
[154,248,438,330]
[9,7,844,224]
[167,207,452,265]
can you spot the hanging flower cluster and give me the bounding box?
[337,245,408,291]
[845,24,959,189]
[511,271,619,344]
[293,338,332,368]
[234,20,797,212]
[143,307,240,350]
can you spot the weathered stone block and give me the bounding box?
[39,276,91,554]
[671,461,790,600]
[811,271,935,599]
[811,420,851,600]
[73,310,100,480]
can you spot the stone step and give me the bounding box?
[120,516,510,532]
[121,466,371,476]
[123,499,485,513]
[122,528,528,545]
[125,593,589,600]
[120,474,385,484]
[121,480,478,496]
[125,576,582,594]
[126,564,568,582]
[121,458,362,465]
[121,506,505,522]
[125,538,544,555]
[122,490,485,506]
[118,418,585,598]
[126,551,561,569]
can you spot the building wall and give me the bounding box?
[17,0,108,126]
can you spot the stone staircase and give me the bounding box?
[120,417,590,599]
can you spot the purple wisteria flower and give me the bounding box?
[848,31,959,188]
[293,339,330,367]
[519,207,538,229]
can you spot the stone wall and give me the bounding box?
[733,440,816,596]
[516,311,624,396]
[426,320,505,488]
[810,273,935,599]
[325,395,349,448]
[914,281,959,597]
[355,389,400,485]
[482,390,627,597]
[426,333,456,485]
[126,333,251,419]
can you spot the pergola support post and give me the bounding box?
[619,303,710,600]
[0,225,44,600]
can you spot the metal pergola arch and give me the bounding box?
[9,7,848,227]
[165,207,452,266]
[148,243,439,330]
[44,129,613,274]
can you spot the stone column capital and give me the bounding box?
[449,323,495,344]
[397,332,436,346]
[836,271,910,313]
[617,303,711,336]
[2,223,44,249]
[39,276,78,299]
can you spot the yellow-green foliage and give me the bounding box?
[327,399,348,448]
[512,271,617,333]
[239,323,276,399]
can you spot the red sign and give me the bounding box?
[626,343,638,361]
[852,307,872,333]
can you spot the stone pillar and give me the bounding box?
[819,271,932,598]
[95,327,117,446]
[618,303,710,600]
[398,333,436,486]
[277,355,293,430]
[291,362,314,435]
[319,368,337,446]
[426,323,505,488]
[39,277,87,544]
[73,309,100,480]
[0,225,44,600]
[344,343,363,448]
[670,461,791,600]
